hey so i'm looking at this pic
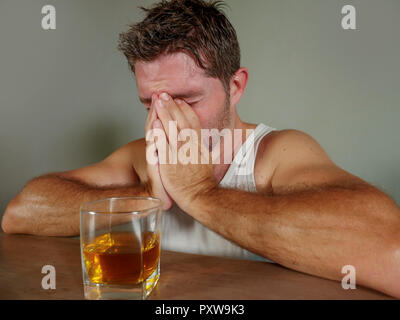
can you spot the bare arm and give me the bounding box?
[1,140,150,236]
[182,130,400,297]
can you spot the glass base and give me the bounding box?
[83,265,160,300]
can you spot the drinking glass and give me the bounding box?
[80,197,163,300]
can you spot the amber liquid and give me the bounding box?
[83,231,160,285]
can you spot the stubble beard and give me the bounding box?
[205,94,232,153]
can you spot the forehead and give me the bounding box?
[135,52,207,97]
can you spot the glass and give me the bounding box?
[80,197,163,300]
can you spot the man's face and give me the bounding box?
[135,52,232,132]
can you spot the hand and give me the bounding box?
[152,92,217,211]
[144,95,174,210]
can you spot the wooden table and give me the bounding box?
[0,231,392,300]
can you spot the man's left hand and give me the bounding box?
[152,92,217,210]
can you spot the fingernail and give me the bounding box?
[157,98,165,108]
[153,119,162,128]
[151,94,158,106]
[175,98,183,105]
[160,92,170,101]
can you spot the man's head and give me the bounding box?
[118,0,248,131]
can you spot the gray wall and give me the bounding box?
[1,0,399,219]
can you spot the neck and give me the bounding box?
[212,112,258,184]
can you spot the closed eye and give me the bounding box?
[186,100,200,107]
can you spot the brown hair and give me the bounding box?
[118,0,241,94]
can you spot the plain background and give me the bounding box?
[1,0,399,219]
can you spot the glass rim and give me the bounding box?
[80,196,163,216]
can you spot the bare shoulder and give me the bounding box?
[57,137,147,188]
[255,129,367,194]
[112,138,147,183]
[127,138,148,183]
[254,129,307,192]
[105,137,145,165]
[265,129,332,161]
[257,129,333,170]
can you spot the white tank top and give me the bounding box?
[161,123,277,262]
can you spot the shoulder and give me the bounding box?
[263,128,323,149]
[130,138,148,182]
[260,129,331,165]
[107,138,146,163]
[259,129,368,193]
[106,137,147,183]
[254,129,332,192]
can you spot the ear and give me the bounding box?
[229,67,249,107]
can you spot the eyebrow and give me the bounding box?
[139,90,203,105]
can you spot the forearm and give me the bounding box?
[1,174,150,237]
[186,184,400,296]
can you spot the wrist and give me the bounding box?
[143,181,153,197]
[180,179,219,214]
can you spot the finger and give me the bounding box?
[145,114,158,153]
[146,143,159,167]
[155,96,174,141]
[175,98,201,131]
[159,93,190,130]
[155,95,178,160]
[174,99,211,160]
[144,109,156,136]
[145,95,158,134]
[156,93,190,134]
[146,155,172,210]
[153,119,172,165]
[145,127,160,171]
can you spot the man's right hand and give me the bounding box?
[144,94,174,210]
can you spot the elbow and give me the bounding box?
[359,238,400,299]
[1,211,12,233]
[1,215,17,234]
[385,237,400,299]
[368,231,400,299]
[377,244,400,299]
[358,191,400,298]
[2,207,15,234]
[380,203,400,298]
[1,196,26,234]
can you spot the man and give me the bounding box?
[2,0,400,298]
